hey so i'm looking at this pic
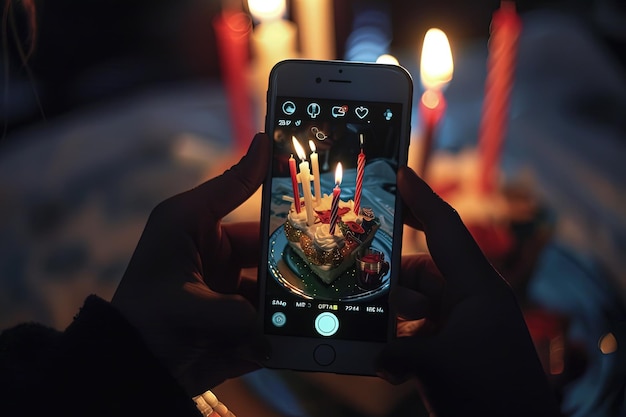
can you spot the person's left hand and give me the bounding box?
[112,133,271,397]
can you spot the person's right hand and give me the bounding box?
[378,166,561,417]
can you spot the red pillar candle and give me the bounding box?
[289,154,301,213]
[477,1,522,194]
[418,89,447,176]
[213,10,255,154]
[354,134,366,215]
[418,28,453,178]
[329,163,342,235]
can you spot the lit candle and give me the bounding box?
[329,163,343,235]
[354,134,365,215]
[248,0,298,128]
[212,8,255,154]
[288,153,301,213]
[292,0,335,60]
[477,1,522,194]
[309,140,321,204]
[416,28,453,177]
[293,137,315,226]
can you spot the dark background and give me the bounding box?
[3,0,625,135]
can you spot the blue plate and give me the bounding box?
[268,225,392,301]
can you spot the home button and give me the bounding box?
[313,344,336,366]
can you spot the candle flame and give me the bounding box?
[248,0,286,22]
[309,140,316,153]
[293,136,307,161]
[376,54,399,65]
[335,162,343,185]
[420,28,454,90]
[421,89,441,110]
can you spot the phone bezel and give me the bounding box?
[259,59,414,375]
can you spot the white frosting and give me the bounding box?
[314,223,345,250]
[288,208,308,230]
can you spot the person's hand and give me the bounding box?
[378,166,561,416]
[111,133,270,397]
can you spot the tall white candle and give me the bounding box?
[293,137,315,225]
[309,140,321,204]
[293,0,335,60]
[248,0,298,129]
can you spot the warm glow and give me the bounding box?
[335,162,343,185]
[599,332,618,354]
[293,136,306,161]
[420,28,454,90]
[248,0,286,22]
[309,140,316,153]
[376,54,399,65]
[420,89,441,110]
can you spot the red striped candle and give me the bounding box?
[329,163,342,235]
[354,134,365,215]
[477,1,522,194]
[212,10,255,154]
[288,154,301,213]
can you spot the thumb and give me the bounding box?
[376,332,440,384]
[194,133,271,219]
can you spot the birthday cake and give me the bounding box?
[284,196,380,285]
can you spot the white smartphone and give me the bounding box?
[258,59,413,375]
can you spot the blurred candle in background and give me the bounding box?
[376,54,399,65]
[213,7,255,154]
[293,0,336,59]
[477,1,522,194]
[248,0,298,129]
[416,28,453,177]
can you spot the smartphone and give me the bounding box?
[258,59,413,375]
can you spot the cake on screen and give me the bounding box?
[284,197,380,284]
[283,135,381,285]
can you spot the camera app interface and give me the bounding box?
[265,97,403,343]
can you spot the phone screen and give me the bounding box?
[263,95,404,344]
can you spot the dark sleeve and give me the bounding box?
[0,295,201,417]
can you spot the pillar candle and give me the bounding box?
[309,140,321,204]
[293,137,315,225]
[289,154,301,213]
[212,10,255,153]
[329,163,342,235]
[418,89,446,176]
[354,134,366,215]
[293,0,335,59]
[477,1,522,194]
[248,0,298,129]
[417,28,453,178]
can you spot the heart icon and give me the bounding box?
[355,106,369,119]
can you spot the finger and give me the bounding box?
[391,287,430,320]
[180,282,258,336]
[392,255,444,321]
[204,222,260,293]
[376,334,438,384]
[397,166,500,291]
[222,222,260,269]
[195,133,271,220]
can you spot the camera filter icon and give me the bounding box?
[272,312,286,327]
[307,103,321,118]
[355,106,369,119]
[282,101,296,115]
